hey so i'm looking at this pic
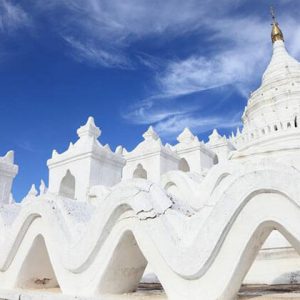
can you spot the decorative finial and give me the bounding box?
[28,184,38,197]
[270,6,284,43]
[143,126,159,141]
[39,180,47,195]
[270,6,276,22]
[177,128,195,144]
[77,116,101,139]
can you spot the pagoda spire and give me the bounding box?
[270,6,284,43]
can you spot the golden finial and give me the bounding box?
[270,6,284,43]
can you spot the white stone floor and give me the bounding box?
[240,295,300,299]
[1,288,300,300]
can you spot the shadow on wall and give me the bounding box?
[59,170,76,199]
[98,230,165,295]
[98,231,147,294]
[133,164,147,179]
[16,235,60,290]
[178,158,190,173]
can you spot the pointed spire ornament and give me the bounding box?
[28,184,38,197]
[104,144,112,152]
[115,145,123,155]
[39,180,47,195]
[270,6,284,43]
[3,151,14,163]
[143,126,159,141]
[77,116,101,139]
[52,149,58,157]
[177,128,195,144]
[0,151,14,163]
[208,129,223,144]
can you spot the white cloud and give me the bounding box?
[63,36,131,68]
[41,0,206,38]
[284,19,300,59]
[122,85,242,137]
[154,113,241,138]
[122,15,271,136]
[0,0,30,33]
[34,0,242,68]
[31,1,300,74]
[122,99,199,125]
[156,16,271,99]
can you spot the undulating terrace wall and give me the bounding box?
[0,161,300,300]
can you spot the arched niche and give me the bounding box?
[16,235,60,290]
[98,231,147,294]
[59,170,76,199]
[178,158,190,172]
[244,230,300,286]
[133,164,147,179]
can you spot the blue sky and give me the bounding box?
[1,0,300,201]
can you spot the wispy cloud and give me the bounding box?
[31,1,300,74]
[156,16,272,99]
[0,0,31,33]
[123,87,242,138]
[284,19,300,58]
[121,15,270,137]
[122,99,199,125]
[154,113,241,138]
[33,0,241,69]
[63,36,132,68]
[16,140,38,153]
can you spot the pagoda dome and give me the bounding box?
[231,11,300,160]
[241,40,300,136]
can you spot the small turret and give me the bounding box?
[207,129,235,163]
[175,128,215,171]
[0,151,18,205]
[122,126,180,182]
[47,117,125,201]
